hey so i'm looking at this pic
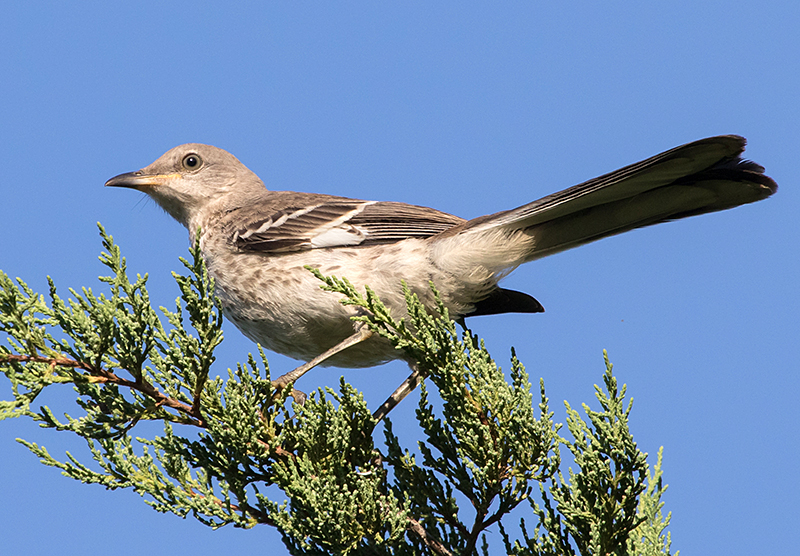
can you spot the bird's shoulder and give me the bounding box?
[218,191,465,253]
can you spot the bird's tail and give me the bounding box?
[430,135,776,300]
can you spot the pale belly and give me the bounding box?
[202,240,453,368]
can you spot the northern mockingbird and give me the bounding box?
[106,135,776,416]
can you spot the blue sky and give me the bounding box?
[1,2,798,554]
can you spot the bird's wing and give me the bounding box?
[228,196,465,253]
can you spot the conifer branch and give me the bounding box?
[0,225,677,555]
[0,353,203,426]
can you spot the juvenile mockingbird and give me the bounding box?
[106,136,776,416]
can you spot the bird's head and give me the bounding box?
[105,143,265,228]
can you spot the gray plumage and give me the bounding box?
[106,135,776,369]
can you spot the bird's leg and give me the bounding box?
[372,362,423,422]
[271,324,374,404]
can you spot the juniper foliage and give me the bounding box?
[0,225,675,555]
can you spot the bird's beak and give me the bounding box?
[105,171,180,189]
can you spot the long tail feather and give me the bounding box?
[445,135,776,262]
[430,136,776,306]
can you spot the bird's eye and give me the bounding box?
[182,153,203,170]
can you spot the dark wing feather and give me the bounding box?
[227,193,464,253]
[349,202,465,240]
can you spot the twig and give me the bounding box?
[189,367,209,420]
[1,353,204,427]
[186,487,278,527]
[407,517,453,556]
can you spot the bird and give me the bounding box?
[106,135,776,416]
